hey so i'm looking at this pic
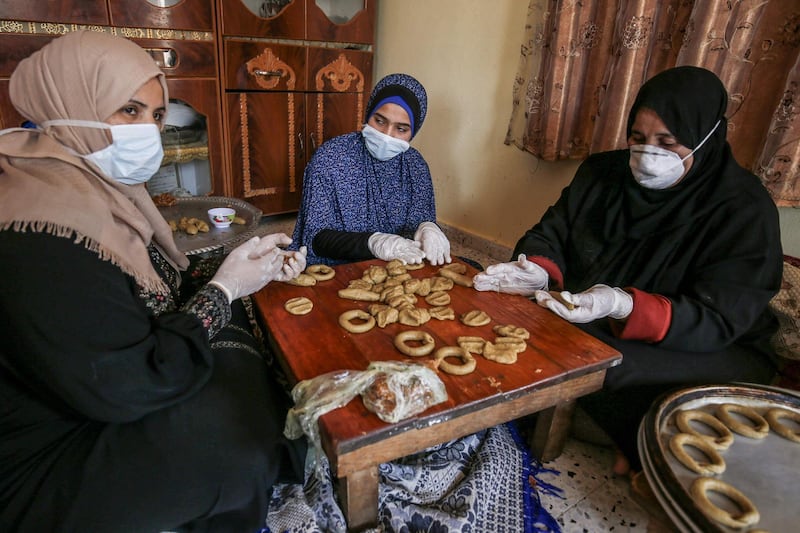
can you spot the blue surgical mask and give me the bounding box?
[361,124,410,161]
[40,119,164,185]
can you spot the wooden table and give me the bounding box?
[252,259,621,531]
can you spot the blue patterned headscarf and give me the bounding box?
[365,73,427,139]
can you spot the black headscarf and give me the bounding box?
[621,66,743,237]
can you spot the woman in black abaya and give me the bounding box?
[474,66,782,474]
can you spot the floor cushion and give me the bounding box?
[769,255,800,391]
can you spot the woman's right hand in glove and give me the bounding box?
[473,254,549,296]
[367,232,425,264]
[208,236,286,302]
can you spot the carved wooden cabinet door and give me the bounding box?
[226,91,306,215]
[305,47,373,155]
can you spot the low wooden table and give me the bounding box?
[252,259,621,531]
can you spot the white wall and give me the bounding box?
[374,0,798,256]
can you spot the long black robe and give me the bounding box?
[514,144,782,467]
[0,231,305,532]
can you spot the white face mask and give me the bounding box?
[629,119,721,190]
[361,123,410,161]
[40,119,164,185]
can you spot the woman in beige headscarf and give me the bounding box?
[0,30,307,532]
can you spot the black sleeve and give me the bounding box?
[312,229,374,261]
[0,231,214,423]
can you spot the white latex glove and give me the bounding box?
[274,245,307,282]
[414,221,451,266]
[367,232,425,264]
[473,254,549,296]
[208,236,286,302]
[534,284,633,323]
[242,233,306,283]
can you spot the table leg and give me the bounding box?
[336,466,379,532]
[529,400,576,462]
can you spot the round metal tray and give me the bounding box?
[639,383,800,532]
[157,196,262,256]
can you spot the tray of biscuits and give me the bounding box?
[638,383,800,532]
[155,195,262,256]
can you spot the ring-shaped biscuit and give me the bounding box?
[716,403,769,439]
[338,309,376,333]
[689,477,760,528]
[284,296,313,315]
[675,409,735,450]
[765,407,800,443]
[668,433,726,475]
[394,330,436,357]
[435,346,477,375]
[306,264,335,281]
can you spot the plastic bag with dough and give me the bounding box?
[283,361,447,478]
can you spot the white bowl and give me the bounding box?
[208,207,236,229]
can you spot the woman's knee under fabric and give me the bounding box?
[573,321,776,470]
[61,331,304,532]
[574,322,776,391]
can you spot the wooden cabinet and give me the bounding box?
[0,1,376,214]
[218,0,375,214]
[0,0,224,197]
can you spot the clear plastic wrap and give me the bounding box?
[283,361,447,476]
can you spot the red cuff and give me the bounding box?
[528,256,564,290]
[610,288,671,342]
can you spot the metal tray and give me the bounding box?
[157,196,262,256]
[639,383,800,532]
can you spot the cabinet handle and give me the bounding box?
[310,133,318,152]
[297,132,304,157]
[252,69,283,78]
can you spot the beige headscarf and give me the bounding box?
[0,30,189,294]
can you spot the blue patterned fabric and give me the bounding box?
[264,423,562,533]
[291,73,436,266]
[291,133,436,266]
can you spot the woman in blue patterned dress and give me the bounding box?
[292,73,452,267]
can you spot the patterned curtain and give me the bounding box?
[506,0,800,206]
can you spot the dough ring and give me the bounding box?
[460,310,491,327]
[394,330,436,357]
[668,433,726,475]
[306,264,335,281]
[689,477,760,528]
[675,409,735,450]
[435,346,477,375]
[284,296,313,315]
[716,403,769,439]
[765,407,800,443]
[338,309,376,333]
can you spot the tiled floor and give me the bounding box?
[258,213,673,533]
